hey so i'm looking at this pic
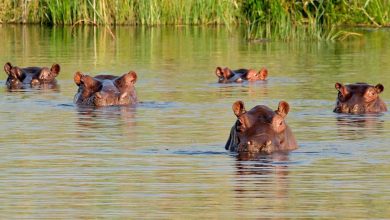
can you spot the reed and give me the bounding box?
[0,0,239,25]
[1,0,390,41]
[241,0,390,41]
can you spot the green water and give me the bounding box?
[0,25,389,219]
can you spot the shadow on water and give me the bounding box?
[335,114,385,140]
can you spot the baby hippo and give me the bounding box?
[4,62,60,88]
[225,100,297,154]
[334,82,387,114]
[74,71,137,107]
[215,66,268,83]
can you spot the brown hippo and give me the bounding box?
[225,100,297,154]
[4,62,60,89]
[334,82,387,114]
[215,66,268,83]
[74,71,137,107]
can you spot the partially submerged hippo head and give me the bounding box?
[74,71,137,107]
[215,67,267,83]
[245,68,268,81]
[225,101,297,154]
[4,62,60,88]
[334,82,387,114]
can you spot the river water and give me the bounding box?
[0,25,389,219]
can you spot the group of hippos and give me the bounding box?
[4,62,388,155]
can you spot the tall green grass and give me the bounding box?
[0,0,239,25]
[241,0,384,41]
[1,0,390,41]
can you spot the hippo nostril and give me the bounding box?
[95,92,102,99]
[352,104,362,113]
[119,92,128,101]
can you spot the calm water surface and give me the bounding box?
[0,25,389,219]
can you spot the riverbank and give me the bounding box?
[1,0,389,40]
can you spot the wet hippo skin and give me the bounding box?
[73,71,138,107]
[334,82,387,114]
[215,66,268,83]
[225,100,297,154]
[4,62,60,89]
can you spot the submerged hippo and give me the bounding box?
[225,101,297,154]
[334,82,387,114]
[215,67,268,83]
[4,62,60,89]
[74,71,137,107]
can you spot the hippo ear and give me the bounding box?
[215,67,223,77]
[375,84,384,93]
[335,82,348,97]
[116,71,137,87]
[232,100,246,117]
[50,64,60,76]
[259,67,268,80]
[4,62,12,75]
[276,101,290,118]
[223,68,232,79]
[127,71,137,84]
[74,71,84,86]
[81,74,101,89]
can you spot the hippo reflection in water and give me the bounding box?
[215,66,268,83]
[334,82,387,114]
[225,101,297,154]
[74,71,137,107]
[4,62,60,89]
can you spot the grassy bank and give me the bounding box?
[0,0,240,25]
[1,0,390,41]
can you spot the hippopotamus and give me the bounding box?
[4,62,60,89]
[225,100,297,154]
[73,71,138,107]
[215,67,268,83]
[334,82,387,114]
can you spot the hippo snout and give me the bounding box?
[238,140,273,153]
[93,91,121,106]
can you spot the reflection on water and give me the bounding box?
[0,25,390,218]
[336,114,385,140]
[76,105,137,129]
[234,153,290,199]
[6,83,60,92]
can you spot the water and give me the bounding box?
[0,25,390,219]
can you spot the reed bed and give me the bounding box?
[1,0,390,41]
[0,0,240,25]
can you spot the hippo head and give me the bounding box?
[215,67,239,83]
[74,71,137,107]
[4,62,60,88]
[246,67,268,81]
[334,82,387,114]
[225,101,297,154]
[36,64,61,83]
[4,63,22,87]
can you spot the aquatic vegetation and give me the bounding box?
[0,0,389,41]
